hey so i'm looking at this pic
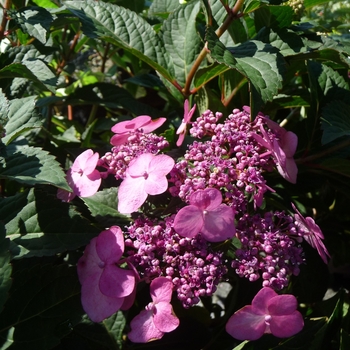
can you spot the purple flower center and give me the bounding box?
[98,261,105,269]
[265,314,272,325]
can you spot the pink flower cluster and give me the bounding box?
[57,104,330,344]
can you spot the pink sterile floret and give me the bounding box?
[176,99,196,147]
[128,277,180,343]
[226,287,304,341]
[110,115,166,146]
[117,153,175,214]
[57,149,101,202]
[77,226,136,322]
[173,188,235,242]
[292,203,330,264]
[253,117,298,184]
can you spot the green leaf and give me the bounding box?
[321,101,350,144]
[0,89,9,138]
[194,63,230,90]
[82,188,130,227]
[0,224,12,314]
[317,158,350,179]
[65,0,175,83]
[1,188,98,258]
[0,146,70,190]
[148,0,181,18]
[102,312,126,348]
[162,0,202,87]
[232,340,249,349]
[244,0,267,14]
[0,60,57,93]
[67,82,162,117]
[307,61,350,113]
[32,0,59,8]
[256,27,308,56]
[0,263,83,349]
[304,0,330,9]
[206,27,285,115]
[10,6,53,44]
[2,96,44,145]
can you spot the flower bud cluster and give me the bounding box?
[98,130,169,179]
[124,216,228,308]
[232,211,305,290]
[169,108,276,211]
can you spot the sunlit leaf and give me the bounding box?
[65,0,175,82]
[0,146,70,190]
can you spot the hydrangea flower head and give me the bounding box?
[111,115,166,146]
[128,277,179,343]
[77,226,136,322]
[174,188,235,242]
[176,99,196,146]
[292,203,330,264]
[57,149,101,202]
[226,287,304,340]
[118,153,175,214]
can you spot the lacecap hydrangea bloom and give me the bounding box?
[69,104,330,344]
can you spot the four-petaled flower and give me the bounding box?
[128,277,180,343]
[77,226,136,322]
[176,99,196,146]
[118,153,175,214]
[174,188,235,242]
[292,203,330,264]
[226,287,304,340]
[57,149,101,202]
[253,117,298,184]
[111,115,166,146]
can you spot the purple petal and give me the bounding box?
[110,133,130,146]
[80,274,123,322]
[111,115,151,133]
[153,302,179,333]
[128,309,164,343]
[201,205,235,242]
[293,204,330,263]
[225,305,266,341]
[189,188,222,210]
[77,237,100,285]
[57,188,76,202]
[127,153,153,177]
[82,151,100,175]
[150,277,174,303]
[148,154,175,176]
[267,295,297,315]
[118,176,147,214]
[96,226,124,263]
[99,265,136,298]
[251,287,278,315]
[69,169,101,197]
[270,312,304,338]
[176,131,185,147]
[141,117,166,133]
[174,205,204,238]
[282,131,298,158]
[71,149,94,173]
